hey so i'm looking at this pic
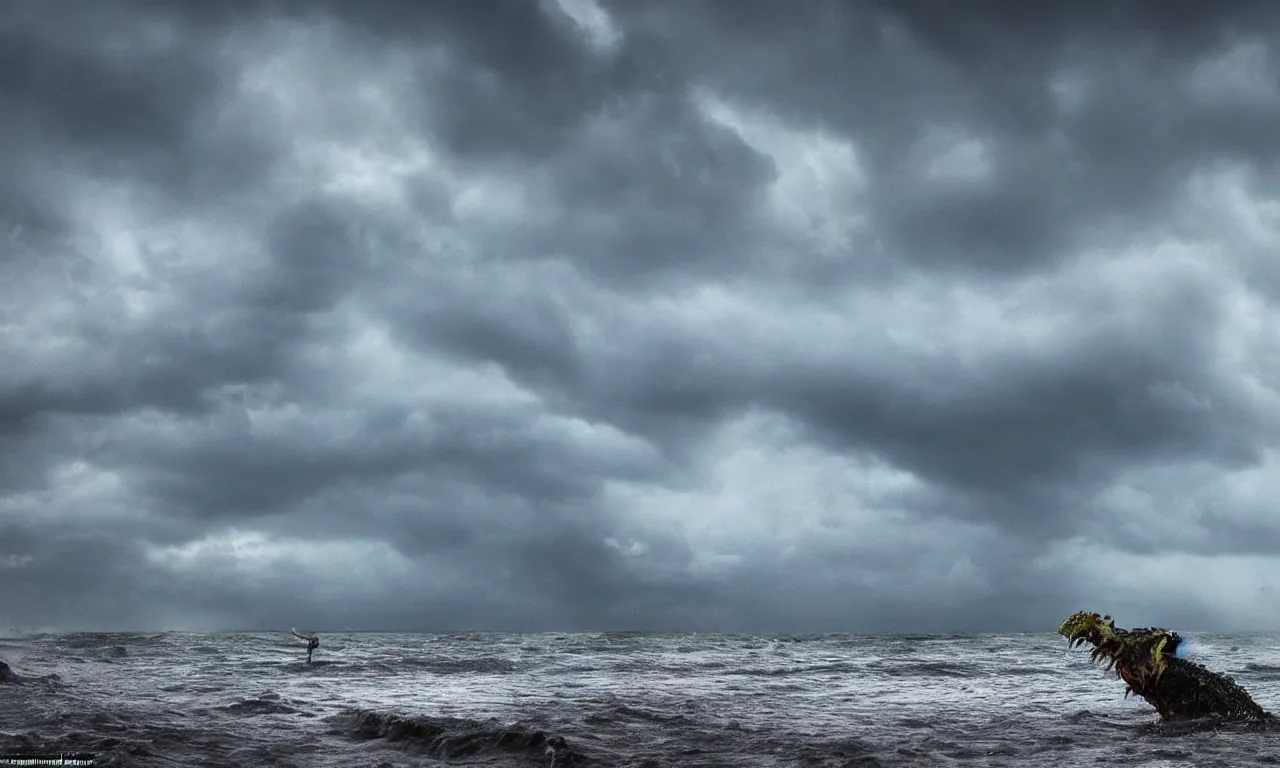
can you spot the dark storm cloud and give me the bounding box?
[0,1,276,203]
[0,519,159,627]
[4,0,1280,633]
[534,92,777,282]
[869,0,1276,60]
[0,200,354,444]
[775,276,1262,517]
[606,0,1280,273]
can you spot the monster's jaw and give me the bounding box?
[1058,611,1117,648]
[1058,611,1181,693]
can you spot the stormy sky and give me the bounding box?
[4,0,1280,633]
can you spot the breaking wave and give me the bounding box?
[329,708,587,765]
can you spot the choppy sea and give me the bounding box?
[3,631,1280,767]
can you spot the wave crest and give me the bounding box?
[329,708,588,765]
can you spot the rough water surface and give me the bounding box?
[3,632,1280,766]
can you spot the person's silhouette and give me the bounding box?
[291,628,320,664]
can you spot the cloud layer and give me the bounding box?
[4,0,1280,632]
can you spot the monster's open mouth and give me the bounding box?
[1058,611,1180,692]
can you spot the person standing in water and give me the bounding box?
[291,628,319,664]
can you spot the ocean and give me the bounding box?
[3,631,1280,767]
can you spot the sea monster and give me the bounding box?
[1058,611,1271,722]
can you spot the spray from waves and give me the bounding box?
[1175,637,1203,659]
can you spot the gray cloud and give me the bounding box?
[3,0,1280,633]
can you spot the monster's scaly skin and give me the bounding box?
[1059,611,1270,722]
